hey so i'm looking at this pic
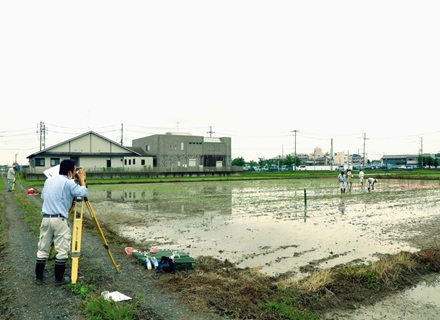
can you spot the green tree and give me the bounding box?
[248,160,258,168]
[232,157,246,167]
[285,155,294,167]
[293,156,301,167]
[258,158,266,168]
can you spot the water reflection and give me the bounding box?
[338,199,346,215]
[86,179,440,277]
[90,184,233,215]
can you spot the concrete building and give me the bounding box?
[132,132,232,169]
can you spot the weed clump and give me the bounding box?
[154,249,440,319]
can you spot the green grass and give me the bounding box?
[11,190,42,235]
[67,283,140,319]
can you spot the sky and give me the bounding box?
[1,1,440,166]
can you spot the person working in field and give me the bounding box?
[7,164,17,192]
[359,169,365,187]
[337,170,346,194]
[367,177,378,192]
[346,169,353,191]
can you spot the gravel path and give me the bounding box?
[1,179,218,320]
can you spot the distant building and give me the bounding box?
[26,131,153,173]
[333,152,347,166]
[381,155,418,167]
[132,132,232,169]
[27,131,233,173]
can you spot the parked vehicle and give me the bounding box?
[297,165,307,171]
[335,165,345,171]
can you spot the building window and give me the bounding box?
[129,159,132,165]
[124,159,127,165]
[141,159,145,165]
[181,142,184,151]
[35,158,45,167]
[50,158,60,166]
[133,159,136,165]
[146,145,150,151]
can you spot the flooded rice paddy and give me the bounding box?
[86,178,440,277]
[84,177,440,318]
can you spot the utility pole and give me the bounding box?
[362,133,366,169]
[39,121,47,151]
[120,123,124,145]
[207,126,215,137]
[330,138,333,170]
[292,130,299,170]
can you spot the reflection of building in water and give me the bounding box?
[88,185,233,215]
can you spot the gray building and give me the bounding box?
[381,155,418,167]
[132,132,232,169]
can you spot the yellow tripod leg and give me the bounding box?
[71,200,84,284]
[85,199,120,273]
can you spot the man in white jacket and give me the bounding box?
[7,164,17,192]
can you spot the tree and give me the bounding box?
[232,157,246,167]
[248,160,258,168]
[285,155,294,167]
[293,156,301,167]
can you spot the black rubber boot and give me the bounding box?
[54,258,69,285]
[35,258,46,284]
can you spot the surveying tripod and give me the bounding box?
[69,196,120,284]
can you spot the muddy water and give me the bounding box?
[86,178,440,277]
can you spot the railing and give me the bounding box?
[24,166,244,180]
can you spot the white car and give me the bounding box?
[297,165,307,171]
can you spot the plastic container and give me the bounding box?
[145,257,152,270]
[152,257,158,269]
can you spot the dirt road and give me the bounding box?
[0,180,217,320]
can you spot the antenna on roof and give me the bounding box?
[207,126,215,137]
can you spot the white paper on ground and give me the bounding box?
[104,291,132,302]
